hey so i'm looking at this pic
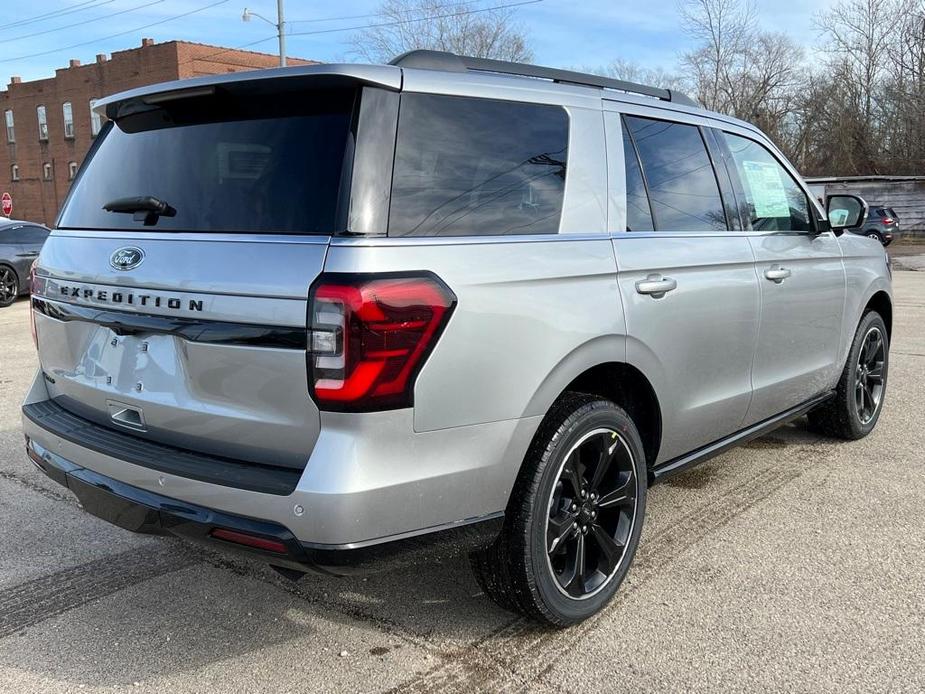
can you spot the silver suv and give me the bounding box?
[22,51,892,626]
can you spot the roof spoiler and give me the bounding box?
[390,50,699,108]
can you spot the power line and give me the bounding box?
[182,0,543,68]
[287,0,544,39]
[7,0,167,43]
[286,0,488,25]
[0,0,231,64]
[177,35,278,66]
[2,0,115,32]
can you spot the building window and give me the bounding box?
[68,161,78,180]
[43,162,52,180]
[4,110,13,143]
[11,164,19,181]
[89,98,102,137]
[63,102,74,139]
[37,105,48,141]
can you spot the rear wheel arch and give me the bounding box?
[551,362,662,475]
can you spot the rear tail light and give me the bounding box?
[308,273,456,412]
[29,261,38,349]
[882,217,894,225]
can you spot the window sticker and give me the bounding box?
[741,160,791,217]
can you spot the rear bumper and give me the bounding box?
[24,435,502,575]
[20,367,534,550]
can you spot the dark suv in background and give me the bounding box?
[856,206,901,246]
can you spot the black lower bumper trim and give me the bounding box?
[25,437,502,576]
[22,399,302,496]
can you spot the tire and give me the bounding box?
[469,392,647,627]
[808,311,889,440]
[866,231,884,244]
[0,265,19,308]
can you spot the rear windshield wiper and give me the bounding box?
[103,196,177,226]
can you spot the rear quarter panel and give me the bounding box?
[323,236,624,432]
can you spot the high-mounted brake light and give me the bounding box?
[308,273,456,412]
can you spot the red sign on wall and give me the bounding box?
[1,192,11,217]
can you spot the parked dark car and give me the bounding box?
[0,219,50,307]
[854,206,901,246]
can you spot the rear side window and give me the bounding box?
[57,88,357,234]
[20,226,49,244]
[722,132,812,232]
[624,116,727,232]
[621,119,654,232]
[388,94,568,237]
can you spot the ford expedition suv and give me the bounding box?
[21,51,892,626]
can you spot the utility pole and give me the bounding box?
[276,0,286,67]
[242,1,286,67]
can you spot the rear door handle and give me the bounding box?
[764,266,791,283]
[635,274,677,298]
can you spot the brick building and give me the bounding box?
[1,39,314,226]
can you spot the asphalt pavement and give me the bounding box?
[0,267,923,693]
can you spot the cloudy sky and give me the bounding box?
[2,0,831,83]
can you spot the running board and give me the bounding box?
[652,391,835,482]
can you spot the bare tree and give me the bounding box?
[808,0,925,174]
[679,0,757,111]
[350,0,533,63]
[595,58,685,91]
[814,0,896,124]
[678,0,805,155]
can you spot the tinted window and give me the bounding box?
[723,132,811,232]
[624,116,727,232]
[389,94,568,237]
[58,89,357,234]
[20,226,49,244]
[621,119,654,232]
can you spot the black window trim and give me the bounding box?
[702,127,742,231]
[620,114,658,231]
[622,113,732,233]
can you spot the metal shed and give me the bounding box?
[805,175,925,239]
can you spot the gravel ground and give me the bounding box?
[0,272,922,693]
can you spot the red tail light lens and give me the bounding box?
[882,217,894,225]
[308,273,456,412]
[29,261,38,349]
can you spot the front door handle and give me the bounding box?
[764,266,791,283]
[635,274,677,298]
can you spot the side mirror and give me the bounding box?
[826,194,867,233]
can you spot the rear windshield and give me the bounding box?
[58,88,357,234]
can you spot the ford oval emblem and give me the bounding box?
[110,247,145,271]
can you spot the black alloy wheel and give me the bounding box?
[0,266,18,307]
[546,427,637,599]
[855,325,886,425]
[469,393,647,626]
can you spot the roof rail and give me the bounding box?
[389,50,699,108]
